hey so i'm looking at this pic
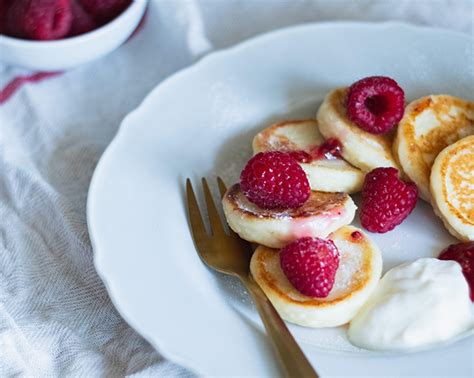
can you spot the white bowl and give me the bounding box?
[0,0,148,71]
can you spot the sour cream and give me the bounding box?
[348,258,473,350]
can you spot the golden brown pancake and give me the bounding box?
[253,119,364,193]
[430,135,474,241]
[394,95,474,201]
[317,88,399,172]
[222,184,356,248]
[250,226,383,327]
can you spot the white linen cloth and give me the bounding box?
[0,0,472,376]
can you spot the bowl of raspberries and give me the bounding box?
[0,0,148,70]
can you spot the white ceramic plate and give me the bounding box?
[87,22,474,376]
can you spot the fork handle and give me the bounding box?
[241,275,319,378]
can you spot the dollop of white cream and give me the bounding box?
[348,258,473,351]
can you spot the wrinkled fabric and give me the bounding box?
[0,0,472,376]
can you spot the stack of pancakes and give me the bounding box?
[222,87,473,328]
[394,95,474,241]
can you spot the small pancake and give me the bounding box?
[317,88,400,172]
[430,135,474,241]
[222,183,356,248]
[253,119,364,193]
[394,95,474,201]
[250,226,383,328]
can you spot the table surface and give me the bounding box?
[0,0,472,376]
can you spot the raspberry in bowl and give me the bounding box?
[0,0,148,70]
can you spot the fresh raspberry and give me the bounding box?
[280,237,340,297]
[347,76,405,134]
[438,242,474,301]
[360,167,418,233]
[6,0,72,40]
[69,0,96,36]
[78,0,131,24]
[240,151,310,209]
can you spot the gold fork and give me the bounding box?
[186,177,318,378]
